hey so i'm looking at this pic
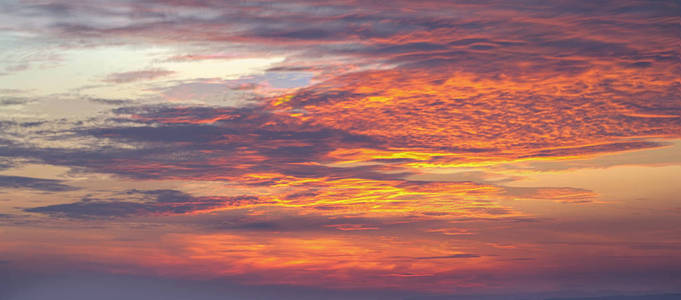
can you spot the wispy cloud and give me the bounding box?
[103,69,175,84]
[25,189,261,218]
[0,175,77,192]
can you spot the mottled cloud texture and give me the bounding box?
[0,0,680,298]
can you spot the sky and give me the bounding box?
[0,1,680,299]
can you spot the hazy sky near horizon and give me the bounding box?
[1,0,680,299]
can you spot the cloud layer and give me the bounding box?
[1,0,680,297]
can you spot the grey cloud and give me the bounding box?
[103,69,175,83]
[0,270,414,300]
[0,175,77,192]
[24,189,260,219]
[414,254,481,260]
[0,98,29,106]
[25,201,147,219]
[546,294,681,300]
[88,98,133,105]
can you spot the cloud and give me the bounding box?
[3,0,678,170]
[0,98,29,106]
[0,175,77,192]
[24,189,261,218]
[272,67,679,165]
[25,201,148,219]
[503,187,597,203]
[209,210,397,233]
[413,254,480,260]
[1,0,680,294]
[103,69,175,84]
[88,98,133,105]
[0,271,418,300]
[546,294,681,300]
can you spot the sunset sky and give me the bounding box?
[1,1,680,299]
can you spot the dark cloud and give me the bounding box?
[88,98,133,105]
[414,254,480,260]
[546,294,681,300]
[209,210,403,233]
[0,98,29,106]
[0,158,13,171]
[24,189,261,218]
[9,0,675,73]
[26,105,399,182]
[25,201,147,219]
[253,28,334,40]
[0,175,77,192]
[0,270,416,300]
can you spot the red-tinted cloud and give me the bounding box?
[2,0,680,295]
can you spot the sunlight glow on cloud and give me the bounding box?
[0,0,679,298]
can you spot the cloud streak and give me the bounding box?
[103,69,175,83]
[0,175,77,192]
[25,189,261,218]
